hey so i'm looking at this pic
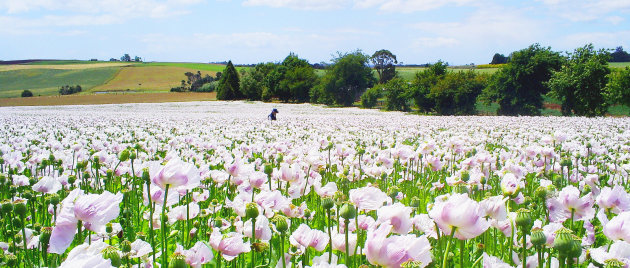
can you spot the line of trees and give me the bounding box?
[210,45,629,116]
[485,43,630,116]
[59,85,82,95]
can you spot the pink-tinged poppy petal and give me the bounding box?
[73,191,123,232]
[48,221,78,254]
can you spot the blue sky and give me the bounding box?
[1,0,629,65]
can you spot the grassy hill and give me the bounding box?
[0,67,120,98]
[0,61,227,98]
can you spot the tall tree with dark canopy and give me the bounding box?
[216,60,242,100]
[313,50,376,106]
[490,53,508,64]
[483,44,563,115]
[610,46,630,62]
[548,44,611,116]
[371,49,398,84]
[278,53,318,102]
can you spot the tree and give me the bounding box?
[314,50,376,106]
[279,53,318,103]
[605,67,630,109]
[371,49,398,84]
[360,86,382,108]
[384,78,411,111]
[21,90,33,97]
[216,61,242,100]
[490,53,508,64]
[410,60,448,112]
[483,44,563,115]
[429,71,486,115]
[610,46,630,62]
[120,54,131,62]
[548,44,611,116]
[134,56,142,62]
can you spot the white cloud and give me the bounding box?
[410,7,545,48]
[354,0,477,12]
[606,16,625,25]
[558,31,630,49]
[412,37,459,48]
[242,0,347,10]
[536,0,630,22]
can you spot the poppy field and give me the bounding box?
[1,101,629,268]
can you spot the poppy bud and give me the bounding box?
[245,203,259,219]
[273,215,289,233]
[322,198,334,210]
[68,175,77,185]
[142,168,150,184]
[118,150,130,162]
[264,164,273,175]
[121,240,132,253]
[340,203,356,220]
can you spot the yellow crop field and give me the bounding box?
[90,66,217,92]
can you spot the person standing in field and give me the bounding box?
[268,108,279,121]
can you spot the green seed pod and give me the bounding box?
[273,215,289,233]
[560,159,572,167]
[118,150,130,162]
[49,194,60,206]
[40,227,53,245]
[534,186,548,200]
[461,171,470,182]
[106,169,114,178]
[245,203,259,219]
[106,223,114,234]
[169,253,188,268]
[14,202,27,218]
[142,168,150,184]
[102,246,121,267]
[14,234,23,244]
[340,203,356,220]
[67,175,77,185]
[0,174,6,184]
[264,164,273,175]
[553,228,574,255]
[5,254,17,266]
[1,201,14,214]
[567,235,582,259]
[129,152,137,160]
[322,198,334,210]
[120,240,132,253]
[530,228,546,247]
